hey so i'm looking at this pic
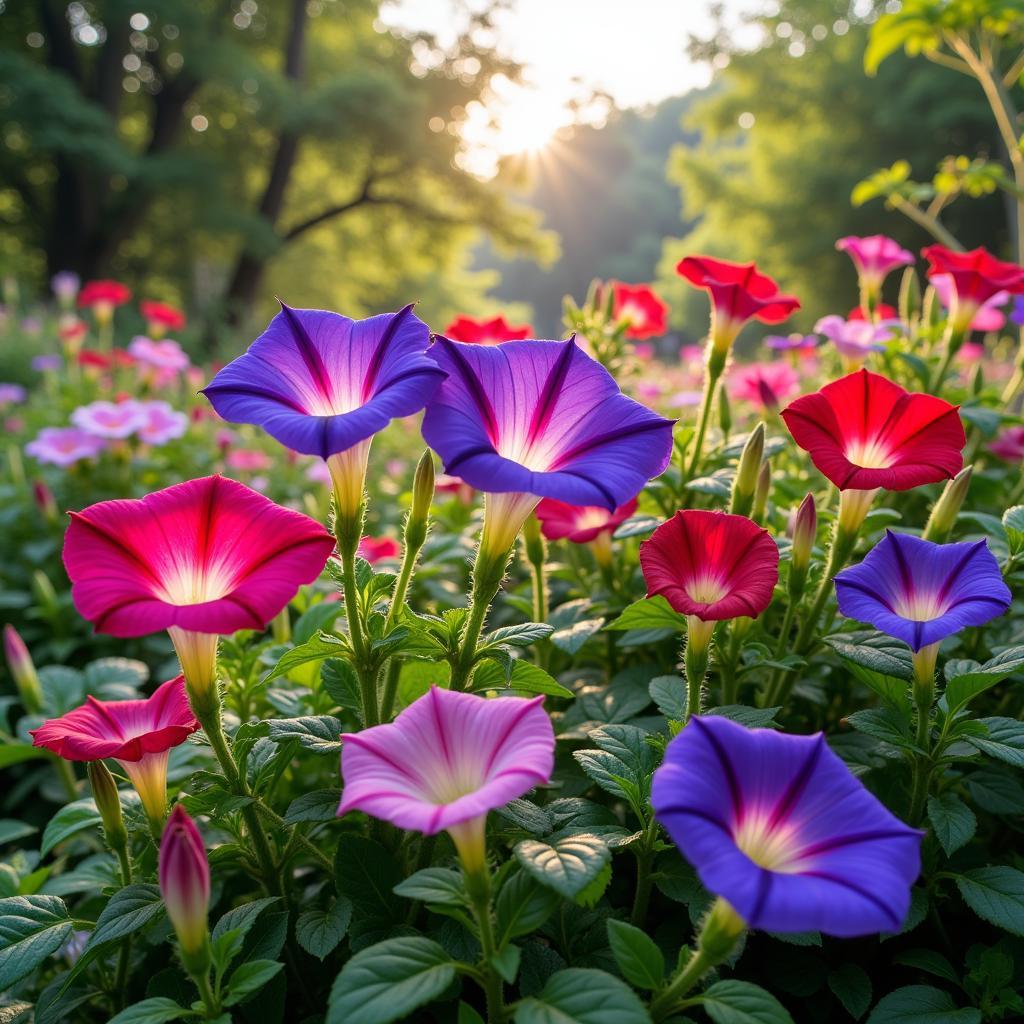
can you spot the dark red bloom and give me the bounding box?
[141,300,186,332]
[848,304,898,322]
[443,315,533,345]
[781,369,965,492]
[676,257,799,345]
[535,497,637,544]
[922,246,1024,309]
[77,348,136,369]
[612,283,668,339]
[639,510,779,621]
[78,280,131,309]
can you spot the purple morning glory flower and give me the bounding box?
[1012,295,1024,327]
[32,355,62,372]
[421,337,674,511]
[202,303,445,460]
[835,531,1010,652]
[652,716,922,937]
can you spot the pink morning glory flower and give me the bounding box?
[25,427,107,467]
[836,235,914,296]
[728,362,800,411]
[989,425,1024,462]
[71,400,149,439]
[814,315,901,364]
[0,383,27,405]
[338,686,555,871]
[129,336,191,373]
[225,448,272,473]
[31,676,199,829]
[652,715,922,936]
[835,531,1010,652]
[62,476,334,701]
[929,273,1008,333]
[136,401,188,445]
[357,535,401,563]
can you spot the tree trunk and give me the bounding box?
[220,0,308,330]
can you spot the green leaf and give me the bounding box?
[955,866,1024,936]
[605,595,686,632]
[321,659,362,715]
[393,868,467,907]
[327,936,455,1024]
[0,820,37,846]
[945,648,1024,710]
[606,919,664,990]
[492,944,521,984]
[223,958,285,1006]
[515,834,611,900]
[966,770,1024,814]
[845,709,918,752]
[824,631,913,680]
[481,623,555,649]
[471,659,574,699]
[0,895,72,990]
[964,717,1024,767]
[701,980,795,1024]
[892,949,960,986]
[0,743,48,769]
[513,967,650,1024]
[496,798,552,835]
[212,897,280,945]
[573,724,659,805]
[267,715,342,754]
[927,793,976,857]
[828,964,872,1020]
[649,675,686,722]
[88,884,164,947]
[40,799,101,857]
[865,985,981,1023]
[495,869,561,945]
[295,898,352,960]
[106,997,190,1024]
[283,789,342,823]
[264,632,348,683]
[334,835,403,950]
[550,618,605,655]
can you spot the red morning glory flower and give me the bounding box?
[676,256,799,353]
[140,300,186,336]
[31,676,198,828]
[535,497,637,544]
[922,246,1024,332]
[612,283,669,339]
[443,314,533,345]
[781,369,965,491]
[640,510,779,622]
[78,280,132,312]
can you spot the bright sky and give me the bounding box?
[380,0,763,174]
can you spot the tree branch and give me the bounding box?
[1004,48,1024,87]
[282,179,375,240]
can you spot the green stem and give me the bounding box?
[113,844,133,1007]
[683,632,711,722]
[684,356,725,482]
[528,552,549,671]
[649,947,715,1022]
[629,818,659,928]
[199,707,281,894]
[53,757,79,802]
[379,658,402,723]
[908,678,935,826]
[450,545,511,692]
[252,800,333,873]
[468,875,505,1024]
[337,526,378,728]
[194,970,221,1020]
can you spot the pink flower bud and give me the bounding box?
[159,804,210,962]
[3,624,42,713]
[791,493,817,574]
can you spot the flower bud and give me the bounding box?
[88,760,127,851]
[898,266,921,325]
[971,363,984,397]
[789,494,816,596]
[406,450,435,551]
[730,424,765,518]
[32,480,59,524]
[922,285,943,329]
[923,465,972,543]
[32,570,59,620]
[159,804,211,971]
[3,624,43,713]
[718,384,732,438]
[522,511,545,568]
[752,460,771,524]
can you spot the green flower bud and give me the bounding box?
[718,385,732,438]
[88,760,128,851]
[730,423,765,518]
[406,449,435,551]
[898,266,921,324]
[752,460,771,524]
[923,465,972,542]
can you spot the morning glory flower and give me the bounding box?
[652,715,922,936]
[923,245,1024,334]
[129,336,191,373]
[836,235,913,302]
[814,315,901,365]
[140,300,186,336]
[338,686,555,872]
[835,531,1010,652]
[930,273,1007,333]
[535,496,637,566]
[612,282,669,339]
[62,476,334,707]
[728,362,800,412]
[444,314,533,345]
[71,400,149,439]
[136,401,189,445]
[422,336,674,552]
[765,333,818,354]
[781,369,964,493]
[25,426,107,467]
[31,676,199,830]
[0,383,27,405]
[203,303,445,518]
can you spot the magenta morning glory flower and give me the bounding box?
[203,303,445,516]
[129,336,191,373]
[834,531,1010,652]
[136,401,189,445]
[71,400,149,440]
[815,315,901,365]
[652,715,922,936]
[339,686,554,871]
[0,383,27,405]
[422,337,674,550]
[25,427,107,467]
